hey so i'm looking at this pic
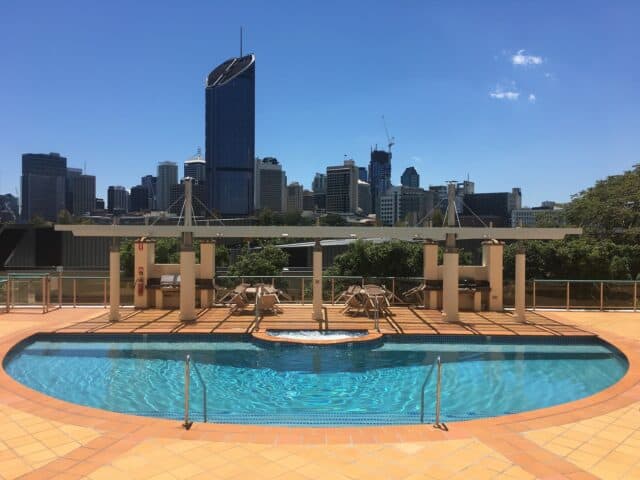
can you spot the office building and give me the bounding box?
[401,187,433,225]
[312,173,326,193]
[326,159,359,213]
[107,186,129,214]
[141,175,157,210]
[302,190,314,211]
[169,181,207,217]
[65,167,82,213]
[379,186,402,226]
[130,185,150,212]
[95,198,105,211]
[21,152,67,222]
[255,157,286,212]
[286,182,304,212]
[400,167,419,188]
[184,153,206,183]
[357,180,371,215]
[156,161,178,211]
[70,174,96,216]
[368,149,391,214]
[463,188,522,225]
[205,53,255,216]
[0,194,18,222]
[358,167,368,182]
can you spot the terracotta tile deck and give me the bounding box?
[0,306,638,479]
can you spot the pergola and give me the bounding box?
[55,182,581,324]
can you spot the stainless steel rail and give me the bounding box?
[419,359,436,424]
[434,356,443,428]
[191,359,208,423]
[183,355,193,430]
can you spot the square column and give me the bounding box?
[134,239,155,308]
[442,247,459,322]
[200,240,216,307]
[109,245,120,322]
[179,234,196,322]
[422,241,438,309]
[515,247,526,321]
[312,240,323,322]
[482,240,504,311]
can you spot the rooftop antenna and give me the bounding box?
[84,160,87,174]
[240,26,243,57]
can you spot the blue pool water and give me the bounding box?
[3,334,628,426]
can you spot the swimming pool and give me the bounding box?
[3,334,628,426]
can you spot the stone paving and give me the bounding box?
[0,307,638,479]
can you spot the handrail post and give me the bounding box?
[183,355,193,430]
[566,281,570,311]
[391,277,396,305]
[58,273,62,308]
[600,282,604,311]
[532,280,536,311]
[301,278,305,305]
[5,279,9,313]
[434,356,442,428]
[331,278,335,305]
[73,279,77,308]
[41,277,46,314]
[103,278,108,309]
[634,282,637,312]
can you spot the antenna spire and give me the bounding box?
[240,26,243,57]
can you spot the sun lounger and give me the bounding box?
[257,293,282,315]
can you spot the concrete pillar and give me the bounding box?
[199,240,216,308]
[134,239,155,308]
[482,240,504,311]
[442,247,459,322]
[312,240,323,321]
[515,247,526,321]
[422,241,438,308]
[109,245,120,321]
[179,234,196,322]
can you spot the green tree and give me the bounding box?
[228,245,289,276]
[320,214,347,226]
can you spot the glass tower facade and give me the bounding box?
[21,153,67,222]
[205,54,255,217]
[368,149,392,215]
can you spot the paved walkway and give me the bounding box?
[0,307,638,479]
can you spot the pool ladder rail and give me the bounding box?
[183,354,207,430]
[419,356,445,429]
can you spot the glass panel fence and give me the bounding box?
[603,282,635,309]
[532,281,567,309]
[568,281,600,309]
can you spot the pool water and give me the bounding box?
[3,334,628,426]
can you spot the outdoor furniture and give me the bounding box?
[145,274,181,309]
[342,293,365,315]
[257,292,282,315]
[229,292,250,314]
[403,283,427,304]
[217,283,249,304]
[336,284,361,303]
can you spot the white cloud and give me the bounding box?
[528,93,536,103]
[512,50,543,66]
[489,90,519,101]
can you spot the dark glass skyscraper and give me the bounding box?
[205,53,255,217]
[368,149,392,215]
[21,153,67,222]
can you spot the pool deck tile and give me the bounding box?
[0,306,639,478]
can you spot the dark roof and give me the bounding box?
[206,54,255,88]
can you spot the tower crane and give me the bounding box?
[382,115,395,155]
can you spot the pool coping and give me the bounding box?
[0,313,639,445]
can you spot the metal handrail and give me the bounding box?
[191,358,208,423]
[434,356,443,428]
[183,354,192,430]
[419,359,437,423]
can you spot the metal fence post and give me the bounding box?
[41,277,46,314]
[566,281,570,311]
[600,282,604,311]
[103,278,108,308]
[532,280,536,311]
[634,282,637,312]
[301,278,305,305]
[331,278,335,305]
[392,277,396,305]
[73,279,77,307]
[58,273,62,308]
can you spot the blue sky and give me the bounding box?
[1,0,638,206]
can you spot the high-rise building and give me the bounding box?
[205,53,255,216]
[255,157,286,212]
[21,153,67,222]
[379,186,402,226]
[70,174,96,216]
[302,190,314,211]
[0,194,19,222]
[107,186,129,214]
[401,167,419,188]
[184,153,206,183]
[357,180,371,215]
[65,167,82,213]
[326,159,359,213]
[358,167,368,182]
[312,173,327,193]
[95,198,105,211]
[156,162,178,211]
[400,187,434,226]
[463,188,522,226]
[368,149,391,215]
[169,182,208,217]
[286,182,303,212]
[141,175,157,210]
[129,185,149,212]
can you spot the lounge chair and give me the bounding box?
[257,293,282,315]
[336,284,361,303]
[342,294,365,315]
[217,283,250,304]
[228,292,250,314]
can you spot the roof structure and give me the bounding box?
[206,54,255,88]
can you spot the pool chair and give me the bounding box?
[228,292,250,314]
[403,283,427,304]
[257,293,282,315]
[342,293,365,315]
[218,283,250,304]
[335,284,361,303]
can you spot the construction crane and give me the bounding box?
[382,115,395,154]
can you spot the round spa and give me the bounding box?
[3,333,628,426]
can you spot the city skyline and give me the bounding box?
[1,1,639,206]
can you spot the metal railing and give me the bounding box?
[419,356,443,427]
[182,354,207,429]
